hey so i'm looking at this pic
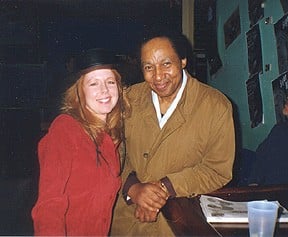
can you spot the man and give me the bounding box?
[111,30,235,236]
[248,96,288,186]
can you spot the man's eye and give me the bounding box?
[144,65,153,71]
[163,62,171,67]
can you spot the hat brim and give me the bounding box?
[79,64,114,75]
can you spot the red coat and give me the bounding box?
[32,114,121,236]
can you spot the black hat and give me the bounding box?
[75,48,117,75]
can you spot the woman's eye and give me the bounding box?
[107,80,116,85]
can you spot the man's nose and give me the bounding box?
[155,67,163,81]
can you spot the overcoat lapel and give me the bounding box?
[149,111,185,159]
[144,96,187,160]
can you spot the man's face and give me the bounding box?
[141,37,187,100]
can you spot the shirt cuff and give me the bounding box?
[122,171,140,205]
[160,176,176,198]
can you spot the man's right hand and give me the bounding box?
[128,182,168,211]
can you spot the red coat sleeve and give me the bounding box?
[31,115,79,235]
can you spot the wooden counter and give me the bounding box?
[162,185,288,236]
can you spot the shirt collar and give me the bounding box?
[152,69,187,129]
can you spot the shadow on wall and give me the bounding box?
[225,98,257,187]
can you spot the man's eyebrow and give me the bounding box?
[141,61,150,65]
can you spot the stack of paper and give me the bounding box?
[200,195,288,223]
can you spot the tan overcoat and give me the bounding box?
[111,72,235,236]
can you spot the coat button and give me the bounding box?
[143,152,149,158]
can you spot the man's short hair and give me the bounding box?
[141,26,190,60]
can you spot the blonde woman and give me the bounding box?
[32,48,130,236]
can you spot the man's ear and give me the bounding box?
[181,58,187,69]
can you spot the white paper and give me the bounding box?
[200,195,288,223]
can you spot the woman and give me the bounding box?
[32,48,130,236]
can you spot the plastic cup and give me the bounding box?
[247,201,279,237]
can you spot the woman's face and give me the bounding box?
[82,69,119,121]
